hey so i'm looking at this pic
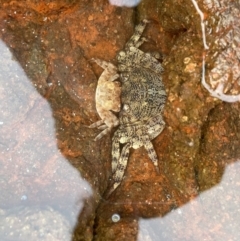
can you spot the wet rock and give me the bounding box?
[0,0,134,240]
[1,0,240,240]
[94,0,240,239]
[197,102,240,191]
[94,216,138,241]
[156,0,195,32]
[157,0,240,101]
[203,0,240,99]
[162,31,215,197]
[137,0,177,55]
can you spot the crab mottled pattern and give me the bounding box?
[89,20,166,196]
[107,19,167,195]
[89,58,121,141]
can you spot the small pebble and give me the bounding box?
[21,195,27,201]
[88,15,93,21]
[111,213,120,222]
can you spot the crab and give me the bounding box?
[107,19,167,195]
[89,58,121,141]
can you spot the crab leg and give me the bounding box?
[133,37,148,48]
[110,142,131,194]
[125,19,150,49]
[147,114,165,140]
[88,119,104,129]
[143,135,160,174]
[111,132,121,173]
[89,104,120,141]
[94,128,111,141]
[92,58,119,82]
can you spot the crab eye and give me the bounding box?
[120,73,129,81]
[129,46,135,52]
[119,51,125,57]
[117,51,126,62]
[123,104,130,112]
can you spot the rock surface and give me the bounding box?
[0,0,240,240]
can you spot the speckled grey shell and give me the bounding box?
[120,66,166,125]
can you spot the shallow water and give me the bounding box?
[1,0,240,240]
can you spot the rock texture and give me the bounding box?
[0,0,240,240]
